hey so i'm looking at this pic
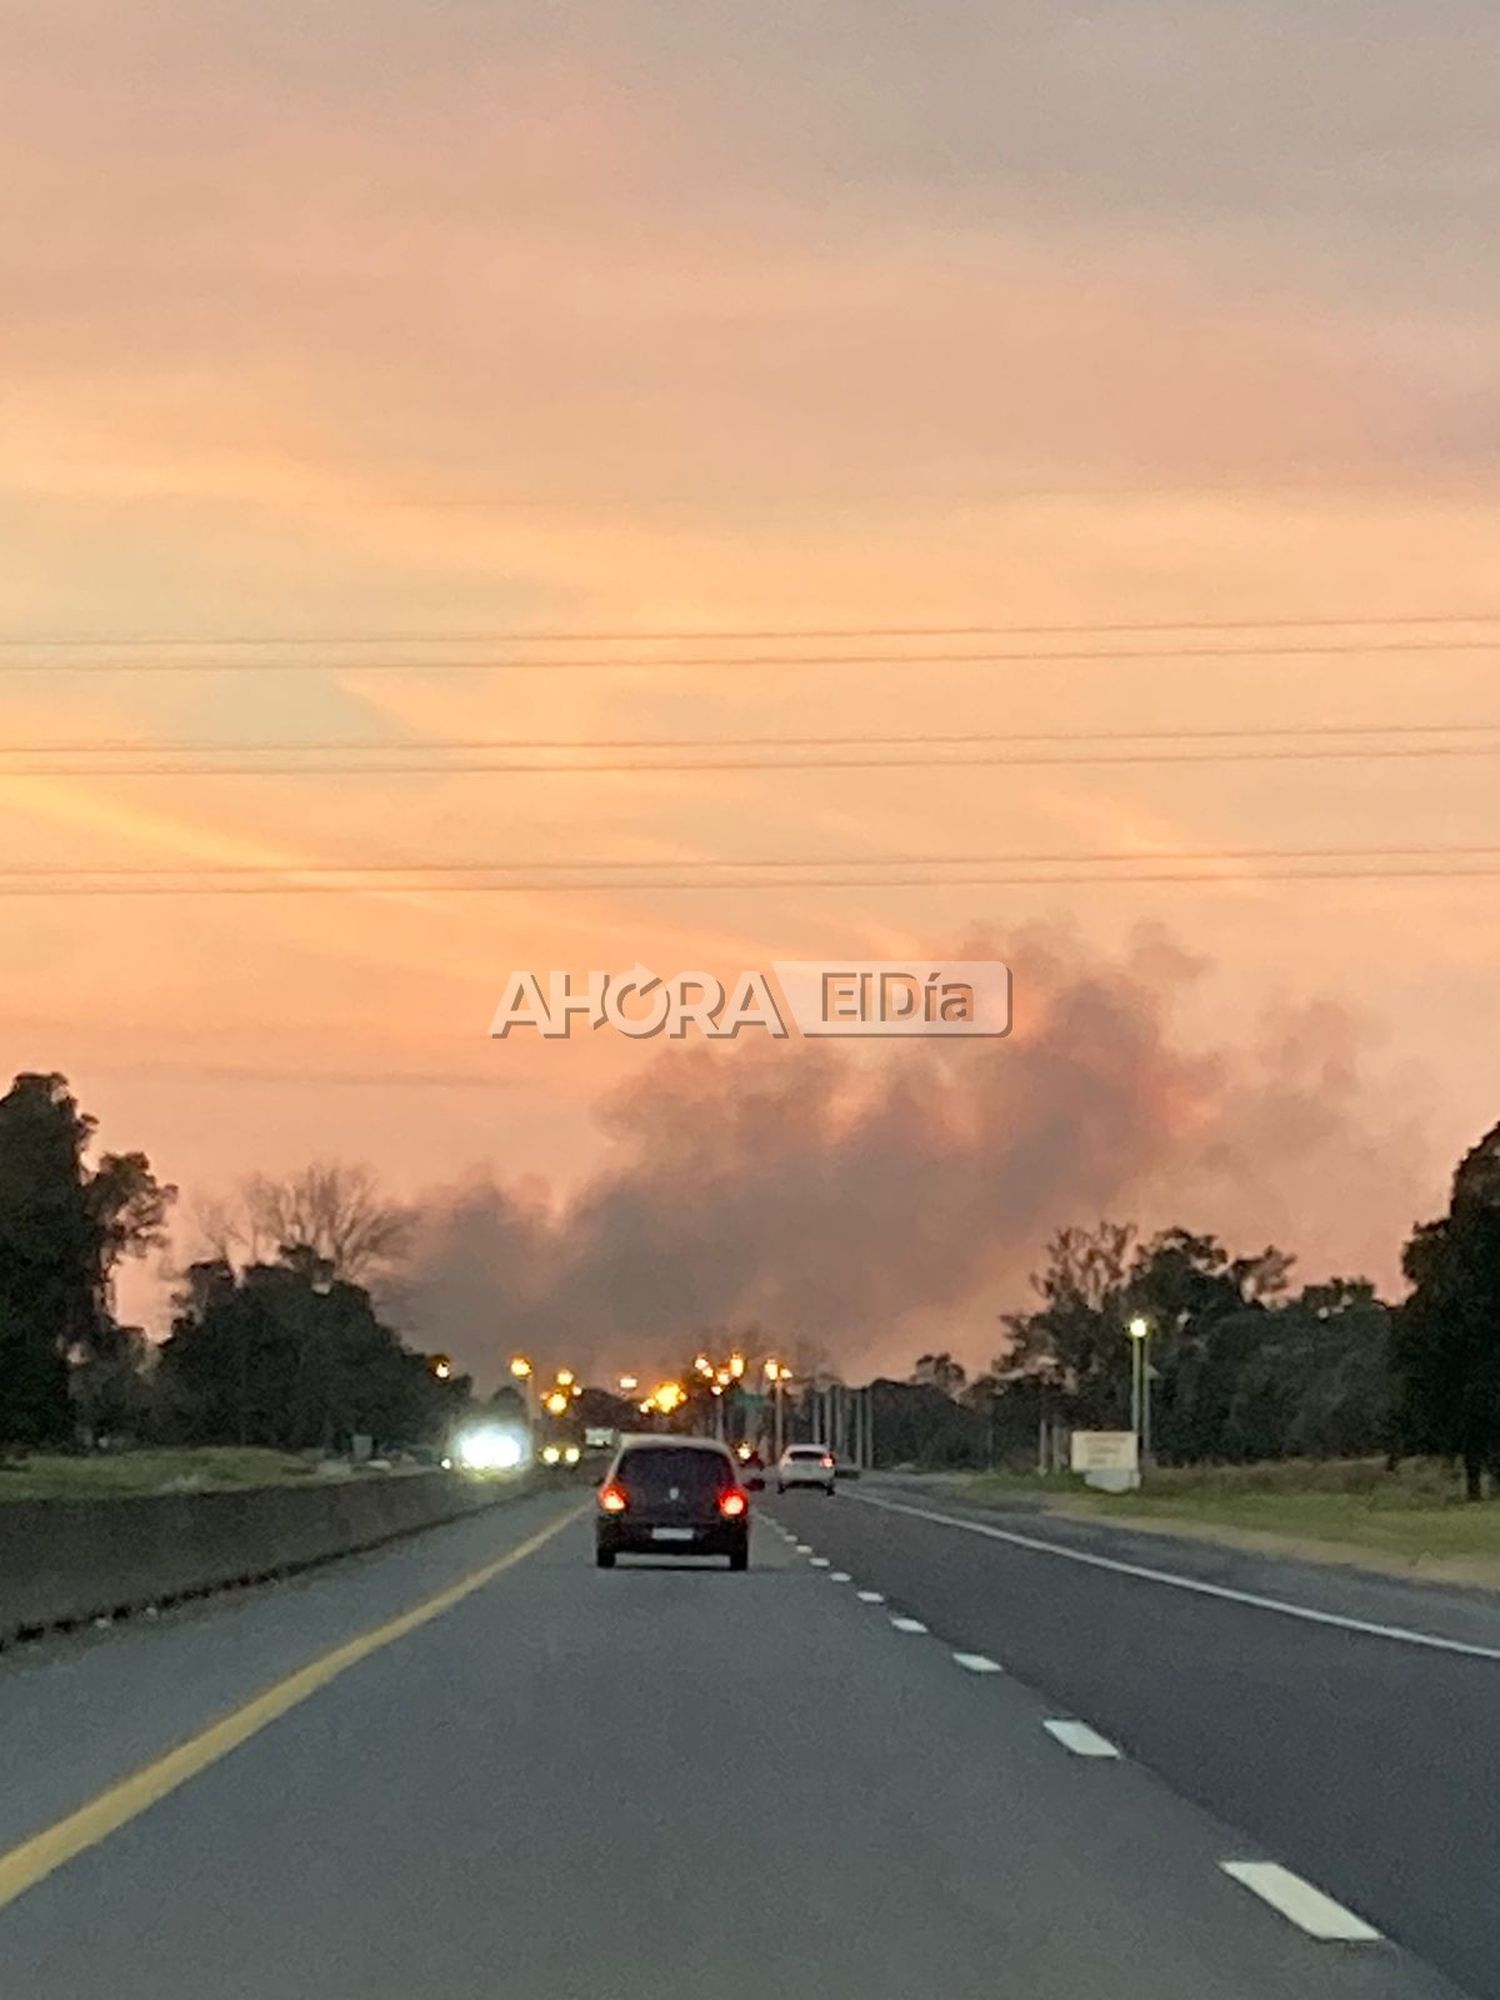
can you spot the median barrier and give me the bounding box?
[0,1470,524,1644]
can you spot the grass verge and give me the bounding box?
[956,1459,1500,1584]
[0,1448,345,1501]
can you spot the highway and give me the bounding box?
[0,1478,1482,2000]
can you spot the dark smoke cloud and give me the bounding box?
[396,922,1424,1386]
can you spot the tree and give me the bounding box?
[909,1351,968,1396]
[0,1073,173,1448]
[199,1162,412,1286]
[1001,1222,1137,1428]
[1394,1122,1500,1498]
[156,1249,466,1453]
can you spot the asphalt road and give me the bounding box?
[0,1480,1476,2000]
[772,1476,1500,2000]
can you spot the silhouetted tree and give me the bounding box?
[0,1073,173,1447]
[1394,1123,1500,1498]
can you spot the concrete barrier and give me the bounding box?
[0,1472,524,1644]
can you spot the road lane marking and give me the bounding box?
[795,1543,813,1554]
[829,1571,852,1582]
[1043,1719,1120,1758]
[953,1652,1003,1674]
[1221,1862,1381,1942]
[0,1504,581,1916]
[857,1590,886,1604]
[890,1616,928,1634]
[809,1556,831,1568]
[853,1492,1500,1663]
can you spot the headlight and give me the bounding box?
[455,1425,526,1472]
[564,1445,581,1465]
[542,1444,561,1465]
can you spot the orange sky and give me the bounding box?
[3,2,1498,1374]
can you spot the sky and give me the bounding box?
[2,0,1497,1382]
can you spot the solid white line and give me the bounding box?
[953,1652,1004,1674]
[809,1556,831,1568]
[829,1570,852,1582]
[857,1590,885,1604]
[1221,1862,1381,1942]
[1043,1719,1121,1758]
[890,1616,928,1634]
[852,1492,1500,1663]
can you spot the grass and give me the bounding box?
[0,1447,339,1502]
[958,1458,1500,1576]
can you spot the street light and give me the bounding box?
[543,1389,570,1418]
[555,1368,575,1389]
[1126,1314,1152,1471]
[509,1355,532,1380]
[764,1359,792,1457]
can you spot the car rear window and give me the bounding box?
[615,1447,734,1494]
[788,1447,828,1461]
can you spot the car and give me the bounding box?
[776,1444,837,1496]
[595,1435,751,1571]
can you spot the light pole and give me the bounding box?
[1127,1315,1151,1474]
[764,1360,791,1458]
[509,1354,535,1430]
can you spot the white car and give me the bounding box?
[777,1444,837,1495]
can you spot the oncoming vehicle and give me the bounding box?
[595,1435,750,1571]
[777,1444,836,1496]
[541,1441,581,1467]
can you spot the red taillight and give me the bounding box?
[599,1485,628,1514]
[820,1455,834,1470]
[718,1488,748,1519]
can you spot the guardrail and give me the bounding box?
[0,1470,529,1646]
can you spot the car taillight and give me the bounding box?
[820,1455,834,1470]
[599,1485,628,1514]
[718,1488,748,1519]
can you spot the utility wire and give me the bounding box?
[4,740,1500,778]
[6,718,1499,757]
[3,611,1498,649]
[0,638,1498,675]
[4,843,1500,895]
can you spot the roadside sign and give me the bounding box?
[1069,1430,1140,1490]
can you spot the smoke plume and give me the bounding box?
[397,923,1423,1385]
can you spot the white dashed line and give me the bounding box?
[1220,1863,1381,1942]
[856,1590,885,1604]
[810,1556,831,1568]
[889,1616,928,1634]
[795,1544,813,1555]
[829,1571,852,1583]
[952,1652,1003,1674]
[852,1491,1500,1663]
[1043,1720,1121,1758]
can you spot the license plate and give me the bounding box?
[652,1527,696,1543]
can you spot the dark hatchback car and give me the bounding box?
[596,1436,750,1571]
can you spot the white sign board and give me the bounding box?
[1069,1430,1140,1490]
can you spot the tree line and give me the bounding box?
[898,1119,1500,1493]
[0,1074,470,1455]
[5,1069,1500,1491]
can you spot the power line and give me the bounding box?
[3,611,1498,649]
[5,738,1500,779]
[3,843,1500,896]
[8,718,1498,756]
[0,639,1497,676]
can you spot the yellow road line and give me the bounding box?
[0,1503,582,1914]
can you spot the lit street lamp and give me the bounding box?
[1126,1314,1152,1471]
